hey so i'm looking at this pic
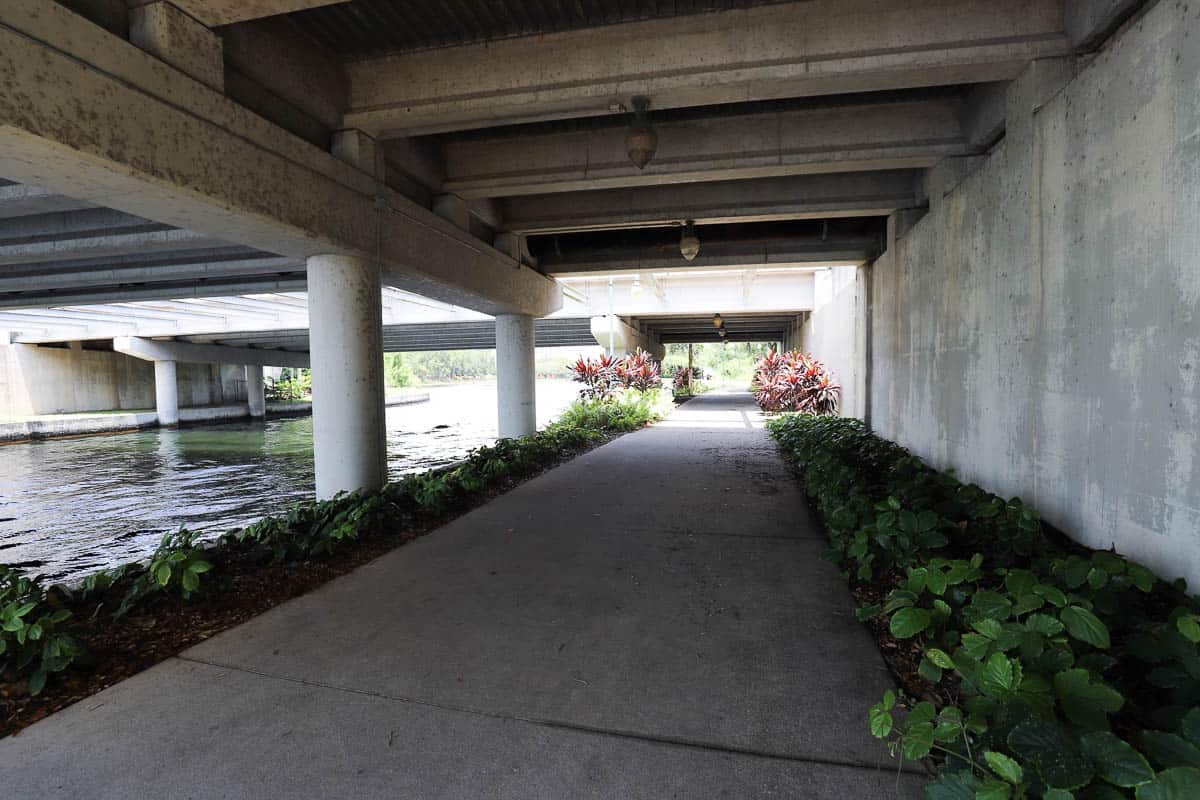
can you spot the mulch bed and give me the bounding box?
[1,433,621,739]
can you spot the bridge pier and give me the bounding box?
[306,254,386,499]
[153,360,179,427]
[495,313,536,439]
[245,365,265,418]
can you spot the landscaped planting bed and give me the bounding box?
[0,389,672,737]
[768,415,1200,800]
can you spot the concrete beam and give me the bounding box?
[344,0,1069,137]
[115,335,310,367]
[0,253,300,292]
[0,227,229,266]
[0,184,95,219]
[960,82,1009,150]
[441,94,970,198]
[1066,0,1146,50]
[0,277,307,309]
[541,236,879,276]
[126,0,351,27]
[503,171,918,234]
[0,1,559,317]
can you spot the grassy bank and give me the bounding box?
[1,390,671,736]
[768,415,1200,799]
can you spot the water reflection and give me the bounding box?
[0,381,579,582]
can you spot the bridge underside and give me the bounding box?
[2,0,1196,597]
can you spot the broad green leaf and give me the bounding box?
[927,648,956,669]
[189,561,213,574]
[884,590,918,614]
[963,633,992,660]
[28,669,47,696]
[1182,709,1200,746]
[973,619,1003,640]
[984,751,1023,784]
[1137,731,1200,769]
[1008,718,1094,790]
[1027,614,1065,638]
[181,570,199,594]
[969,591,1014,622]
[919,657,943,683]
[890,607,932,639]
[1042,791,1074,800]
[908,701,937,726]
[1176,615,1200,644]
[1054,669,1124,730]
[868,705,893,738]
[981,653,1017,695]
[974,779,1011,800]
[1135,767,1200,800]
[154,563,172,587]
[1127,564,1156,592]
[1033,584,1068,608]
[1060,606,1111,649]
[854,603,881,621]
[882,689,896,710]
[1087,567,1109,590]
[1013,593,1045,616]
[926,770,981,800]
[1079,731,1154,787]
[902,722,934,759]
[927,569,949,596]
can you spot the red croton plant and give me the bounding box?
[571,349,662,399]
[752,349,841,414]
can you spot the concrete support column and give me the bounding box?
[495,313,536,439]
[246,364,265,418]
[129,2,224,92]
[306,254,386,499]
[154,360,179,427]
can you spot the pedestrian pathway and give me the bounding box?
[0,391,925,798]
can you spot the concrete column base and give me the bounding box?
[307,254,386,499]
[246,364,265,418]
[496,314,537,439]
[154,360,179,426]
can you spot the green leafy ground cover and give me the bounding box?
[768,415,1200,800]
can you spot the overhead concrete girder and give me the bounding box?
[0,183,95,219]
[114,335,310,368]
[503,171,918,234]
[0,1,559,318]
[177,318,599,353]
[126,0,352,28]
[0,252,302,293]
[539,234,880,277]
[440,93,971,198]
[0,277,308,310]
[344,0,1070,137]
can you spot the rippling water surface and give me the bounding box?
[0,381,579,582]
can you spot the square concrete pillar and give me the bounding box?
[246,364,265,418]
[130,2,225,92]
[332,129,385,178]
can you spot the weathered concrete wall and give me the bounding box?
[871,2,1200,587]
[801,266,866,419]
[0,345,247,417]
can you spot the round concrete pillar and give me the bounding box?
[154,360,179,427]
[246,364,265,418]
[306,254,386,499]
[496,313,536,439]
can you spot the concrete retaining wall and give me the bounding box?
[0,344,247,417]
[870,2,1200,587]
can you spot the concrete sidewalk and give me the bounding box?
[0,392,924,798]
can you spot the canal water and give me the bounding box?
[0,380,580,583]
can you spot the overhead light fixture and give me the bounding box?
[625,96,657,170]
[630,275,644,297]
[712,313,724,329]
[680,220,700,261]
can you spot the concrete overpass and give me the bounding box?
[1,0,1194,605]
